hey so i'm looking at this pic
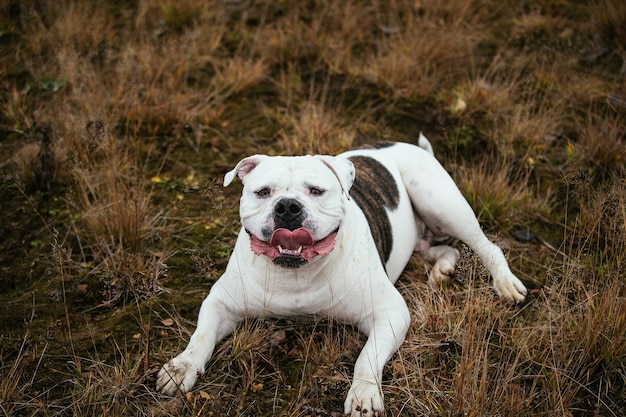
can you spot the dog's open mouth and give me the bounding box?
[249,228,337,268]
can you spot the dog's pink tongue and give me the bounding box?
[270,228,314,249]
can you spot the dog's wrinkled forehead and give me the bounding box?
[224,154,355,196]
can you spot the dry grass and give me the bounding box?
[1,0,625,416]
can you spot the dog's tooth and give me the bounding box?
[278,245,284,254]
[297,246,303,254]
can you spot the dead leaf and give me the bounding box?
[161,318,175,326]
[270,330,286,345]
[392,360,406,375]
[452,97,467,112]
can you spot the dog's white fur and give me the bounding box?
[157,137,527,416]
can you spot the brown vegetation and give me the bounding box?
[1,0,625,415]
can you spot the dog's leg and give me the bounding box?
[421,199,526,302]
[454,230,527,302]
[157,292,240,395]
[398,145,527,302]
[344,289,411,416]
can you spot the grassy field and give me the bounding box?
[1,0,625,415]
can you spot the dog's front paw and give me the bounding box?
[493,272,527,303]
[344,380,383,416]
[156,355,202,396]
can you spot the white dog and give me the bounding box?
[157,136,527,416]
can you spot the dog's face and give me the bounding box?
[224,154,355,268]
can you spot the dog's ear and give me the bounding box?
[224,155,268,186]
[315,155,355,200]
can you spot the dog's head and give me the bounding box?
[224,154,355,268]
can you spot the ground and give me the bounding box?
[1,0,625,416]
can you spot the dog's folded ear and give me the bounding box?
[314,155,355,200]
[224,155,269,186]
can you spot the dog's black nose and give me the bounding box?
[274,198,304,230]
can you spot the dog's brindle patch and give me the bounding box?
[347,155,400,266]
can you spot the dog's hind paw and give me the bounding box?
[427,258,456,287]
[493,272,527,303]
[156,356,202,396]
[344,380,383,416]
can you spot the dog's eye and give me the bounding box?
[255,188,271,198]
[310,187,325,196]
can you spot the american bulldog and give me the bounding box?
[157,136,527,416]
